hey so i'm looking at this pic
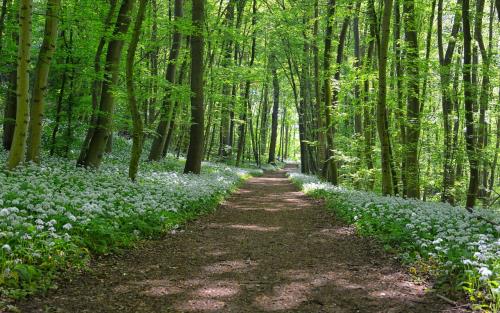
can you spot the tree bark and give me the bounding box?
[218,0,235,158]
[7,0,32,170]
[236,0,256,166]
[80,0,134,168]
[403,0,421,199]
[268,60,280,164]
[126,0,148,181]
[322,0,338,184]
[313,0,326,174]
[438,0,461,204]
[149,0,183,161]
[26,0,61,163]
[184,0,205,174]
[462,0,479,208]
[0,0,9,55]
[3,65,16,151]
[393,0,406,195]
[374,0,395,195]
[77,0,118,165]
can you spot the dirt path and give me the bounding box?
[17,169,462,313]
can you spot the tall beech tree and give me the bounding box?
[322,0,337,183]
[149,0,183,161]
[26,0,61,163]
[126,0,148,181]
[78,0,134,168]
[6,0,32,170]
[184,0,205,174]
[402,0,420,199]
[374,0,394,195]
[462,0,479,208]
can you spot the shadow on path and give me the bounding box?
[17,170,465,312]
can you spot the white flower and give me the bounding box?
[62,223,72,230]
[478,267,493,279]
[2,244,12,253]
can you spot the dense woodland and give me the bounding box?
[0,0,499,208]
[0,0,499,310]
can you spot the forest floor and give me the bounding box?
[14,167,466,313]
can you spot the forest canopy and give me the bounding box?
[1,0,499,209]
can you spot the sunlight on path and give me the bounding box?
[17,170,460,313]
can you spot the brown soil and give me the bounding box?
[15,169,466,313]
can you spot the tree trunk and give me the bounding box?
[403,0,421,199]
[322,0,338,184]
[268,61,279,164]
[363,7,376,190]
[126,0,147,181]
[374,0,394,195]
[26,0,61,163]
[462,0,479,208]
[259,83,270,159]
[0,0,9,55]
[328,14,350,182]
[393,0,406,195]
[77,0,118,165]
[218,0,235,159]
[80,0,134,168]
[149,0,183,161]
[236,0,256,166]
[313,0,326,173]
[3,65,16,151]
[7,0,32,170]
[184,0,205,174]
[438,0,461,203]
[474,0,491,199]
[353,0,362,136]
[50,38,69,156]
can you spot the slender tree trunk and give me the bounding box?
[149,0,183,161]
[462,0,479,208]
[420,0,436,111]
[268,60,280,164]
[218,0,235,158]
[80,0,134,168]
[3,66,16,151]
[328,14,350,181]
[438,0,461,204]
[313,0,325,173]
[322,0,338,184]
[393,0,406,195]
[353,1,362,136]
[363,10,376,190]
[164,46,189,156]
[474,0,491,199]
[184,0,205,174]
[403,0,421,198]
[50,42,69,156]
[259,84,270,157]
[147,0,159,128]
[26,0,61,162]
[7,0,32,170]
[374,0,394,195]
[77,0,118,165]
[236,0,256,166]
[126,0,147,181]
[64,60,75,158]
[0,0,9,54]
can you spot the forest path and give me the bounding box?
[18,167,461,313]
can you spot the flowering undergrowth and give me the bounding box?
[289,172,500,312]
[0,149,261,299]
